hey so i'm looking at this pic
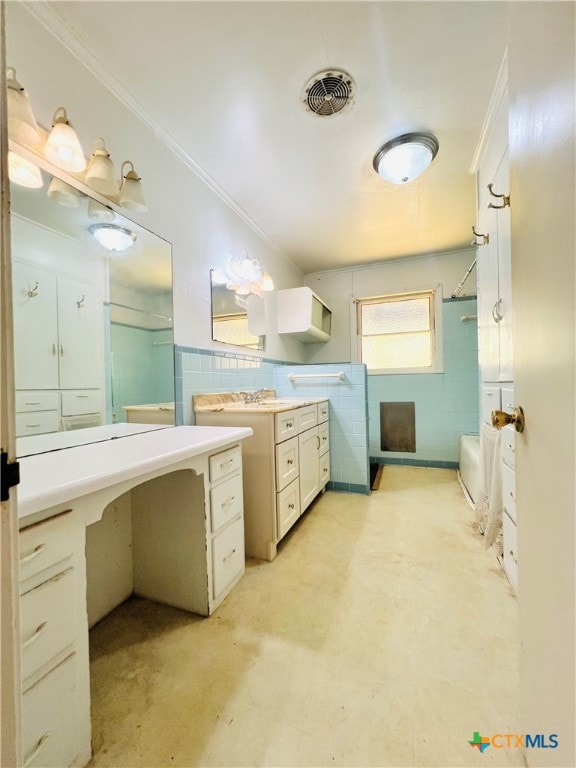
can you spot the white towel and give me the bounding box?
[474,423,503,556]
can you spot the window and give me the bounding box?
[356,290,440,374]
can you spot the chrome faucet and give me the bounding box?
[244,389,266,404]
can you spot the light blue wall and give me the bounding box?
[274,363,369,494]
[110,324,175,422]
[176,351,370,493]
[368,297,479,467]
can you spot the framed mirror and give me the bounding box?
[9,153,174,456]
[210,270,265,350]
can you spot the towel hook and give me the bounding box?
[75,295,85,309]
[487,183,510,209]
[27,281,39,298]
[471,226,489,246]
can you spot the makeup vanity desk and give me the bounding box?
[16,424,252,768]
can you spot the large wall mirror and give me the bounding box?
[9,152,174,456]
[210,270,265,350]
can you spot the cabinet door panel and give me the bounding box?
[57,277,102,389]
[299,427,320,511]
[12,262,59,389]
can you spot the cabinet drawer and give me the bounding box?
[15,391,59,413]
[501,427,516,470]
[277,478,301,539]
[319,421,329,456]
[502,511,518,591]
[502,462,517,523]
[22,653,80,768]
[212,516,244,600]
[501,386,515,413]
[210,473,243,533]
[317,401,329,423]
[275,436,299,491]
[481,386,501,425]
[61,389,100,416]
[319,452,330,486]
[20,567,76,684]
[296,405,318,433]
[16,411,60,437]
[209,445,242,483]
[19,511,74,590]
[275,409,298,443]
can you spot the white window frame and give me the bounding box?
[352,286,443,375]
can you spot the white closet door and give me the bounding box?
[476,205,500,382]
[494,151,513,381]
[12,262,59,389]
[57,277,101,389]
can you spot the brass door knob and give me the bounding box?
[491,406,525,433]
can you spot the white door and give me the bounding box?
[12,262,59,389]
[493,153,513,381]
[508,5,575,765]
[57,277,101,389]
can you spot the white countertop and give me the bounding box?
[17,422,170,458]
[194,396,329,414]
[17,425,252,523]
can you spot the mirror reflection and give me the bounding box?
[210,270,264,350]
[10,156,174,456]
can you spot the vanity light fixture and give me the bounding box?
[47,176,82,208]
[8,151,43,188]
[228,251,274,297]
[373,132,439,185]
[85,138,119,196]
[44,107,87,173]
[89,223,136,252]
[6,68,40,146]
[118,161,148,212]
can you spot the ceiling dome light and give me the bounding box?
[89,223,136,252]
[6,68,40,146]
[44,107,86,173]
[373,132,439,185]
[8,152,43,188]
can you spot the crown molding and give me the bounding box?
[22,1,286,258]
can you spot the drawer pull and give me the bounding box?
[222,496,236,508]
[509,550,518,565]
[286,422,293,428]
[322,436,327,442]
[24,401,42,406]
[486,392,494,397]
[22,622,47,649]
[20,543,47,564]
[288,503,295,510]
[509,491,515,499]
[507,444,515,452]
[323,467,328,474]
[223,548,237,563]
[287,459,294,465]
[75,395,89,399]
[25,423,41,428]
[24,731,50,767]
[220,458,235,470]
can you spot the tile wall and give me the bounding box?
[176,350,370,493]
[367,297,479,467]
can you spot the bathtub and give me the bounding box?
[458,434,480,508]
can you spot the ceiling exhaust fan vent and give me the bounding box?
[302,69,355,117]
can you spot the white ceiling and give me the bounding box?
[41,1,510,274]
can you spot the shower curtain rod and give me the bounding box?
[451,258,477,298]
[109,301,173,323]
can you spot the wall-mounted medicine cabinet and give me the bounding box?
[277,287,332,343]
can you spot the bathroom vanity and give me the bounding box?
[17,424,252,768]
[195,393,330,561]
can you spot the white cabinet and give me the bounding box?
[12,261,103,436]
[19,510,91,768]
[277,287,332,342]
[196,399,330,561]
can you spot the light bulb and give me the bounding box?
[44,107,86,173]
[8,152,43,188]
